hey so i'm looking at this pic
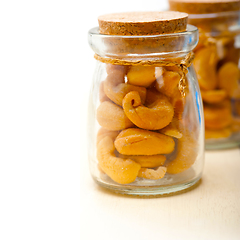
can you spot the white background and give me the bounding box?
[0,1,168,239]
[1,1,240,240]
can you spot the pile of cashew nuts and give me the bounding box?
[193,33,240,140]
[96,63,198,184]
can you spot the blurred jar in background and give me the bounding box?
[169,0,240,149]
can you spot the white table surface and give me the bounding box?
[80,147,240,240]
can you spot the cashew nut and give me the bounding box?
[122,89,174,130]
[193,46,219,90]
[138,166,167,180]
[97,101,134,131]
[97,136,141,184]
[118,154,166,168]
[159,118,183,139]
[201,89,227,104]
[205,127,232,139]
[155,70,186,119]
[155,70,180,98]
[218,62,239,98]
[204,101,232,130]
[103,72,147,106]
[166,131,198,174]
[127,65,156,87]
[114,128,175,156]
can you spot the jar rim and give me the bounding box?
[188,10,240,36]
[188,9,240,19]
[88,24,199,58]
[88,24,198,39]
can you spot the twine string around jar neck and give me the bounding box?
[94,51,195,97]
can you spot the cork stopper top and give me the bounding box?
[168,0,240,14]
[98,11,188,35]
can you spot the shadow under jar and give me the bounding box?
[87,11,204,196]
[169,0,240,149]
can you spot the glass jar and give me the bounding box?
[87,12,204,196]
[169,0,240,149]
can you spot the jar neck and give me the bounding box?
[88,25,198,60]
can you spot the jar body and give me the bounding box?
[88,26,204,196]
[189,11,240,149]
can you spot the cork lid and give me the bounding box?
[98,11,188,35]
[168,0,240,14]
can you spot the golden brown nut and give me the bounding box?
[114,128,175,155]
[118,154,166,168]
[96,101,134,131]
[193,46,219,90]
[155,70,180,98]
[159,118,182,139]
[204,102,232,130]
[122,90,174,130]
[201,89,227,104]
[220,37,240,65]
[218,62,239,98]
[205,128,232,139]
[155,70,186,119]
[172,95,186,120]
[127,66,156,87]
[166,131,198,174]
[97,136,141,184]
[103,72,147,106]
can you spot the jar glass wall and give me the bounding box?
[87,25,204,196]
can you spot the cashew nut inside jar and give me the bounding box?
[169,0,240,149]
[87,11,204,196]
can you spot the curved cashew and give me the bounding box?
[138,166,167,180]
[218,62,239,98]
[103,72,147,106]
[204,101,232,130]
[118,154,166,168]
[97,136,141,184]
[193,46,219,90]
[201,89,227,104]
[122,89,174,130]
[205,127,232,139]
[166,131,198,174]
[114,128,175,156]
[97,101,134,131]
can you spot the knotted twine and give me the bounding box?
[94,51,195,97]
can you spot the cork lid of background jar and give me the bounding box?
[98,11,188,35]
[168,0,240,14]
